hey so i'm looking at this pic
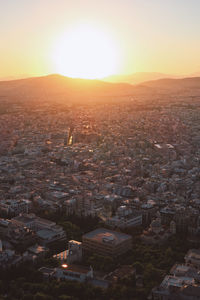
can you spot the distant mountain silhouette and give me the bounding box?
[0,74,30,81]
[189,71,200,77]
[139,76,200,91]
[0,74,200,104]
[0,74,139,103]
[103,72,179,84]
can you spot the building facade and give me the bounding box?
[82,228,132,257]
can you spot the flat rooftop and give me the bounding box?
[12,215,34,224]
[83,228,132,245]
[12,214,55,226]
[186,249,200,260]
[61,264,91,274]
[37,229,57,239]
[161,275,194,289]
[39,267,55,275]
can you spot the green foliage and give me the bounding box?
[133,262,144,274]
[44,257,60,268]
[37,211,100,242]
[59,221,81,240]
[0,281,3,294]
[58,296,76,300]
[86,253,115,272]
[22,294,34,300]
[34,293,53,300]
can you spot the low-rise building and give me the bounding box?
[185,249,200,269]
[141,216,174,245]
[23,244,47,262]
[82,228,132,257]
[11,213,56,231]
[152,248,200,300]
[0,241,22,269]
[54,240,82,264]
[152,275,200,300]
[0,199,31,216]
[36,227,66,246]
[39,264,93,283]
[106,206,142,229]
[10,213,66,245]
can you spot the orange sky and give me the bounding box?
[1,0,200,79]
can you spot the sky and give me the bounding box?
[1,0,200,79]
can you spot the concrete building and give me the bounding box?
[152,248,200,299]
[141,203,157,225]
[185,249,200,269]
[0,199,31,216]
[106,206,142,229]
[160,207,175,225]
[23,244,47,262]
[39,264,93,283]
[11,214,66,245]
[11,213,56,231]
[152,275,200,300]
[82,228,132,257]
[36,228,66,246]
[53,240,82,264]
[0,245,22,269]
[67,240,82,264]
[141,216,174,245]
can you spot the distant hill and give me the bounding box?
[0,74,137,103]
[0,74,200,104]
[0,74,30,81]
[139,76,200,91]
[103,72,179,85]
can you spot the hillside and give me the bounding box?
[103,72,179,85]
[0,74,136,103]
[0,74,200,105]
[139,77,200,93]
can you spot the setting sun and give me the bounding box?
[51,24,120,79]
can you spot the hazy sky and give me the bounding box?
[1,0,200,78]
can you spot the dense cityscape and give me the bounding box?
[0,87,200,299]
[1,0,200,298]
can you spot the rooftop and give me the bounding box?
[36,229,58,239]
[39,267,55,275]
[12,215,34,224]
[61,264,91,274]
[83,228,132,244]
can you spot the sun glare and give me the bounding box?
[52,25,120,79]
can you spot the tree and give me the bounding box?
[22,294,34,300]
[58,296,76,300]
[34,293,53,300]
[133,262,144,275]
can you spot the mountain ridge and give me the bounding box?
[103,72,180,84]
[0,74,200,104]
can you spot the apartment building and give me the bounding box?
[82,228,132,257]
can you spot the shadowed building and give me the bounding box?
[82,228,132,257]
